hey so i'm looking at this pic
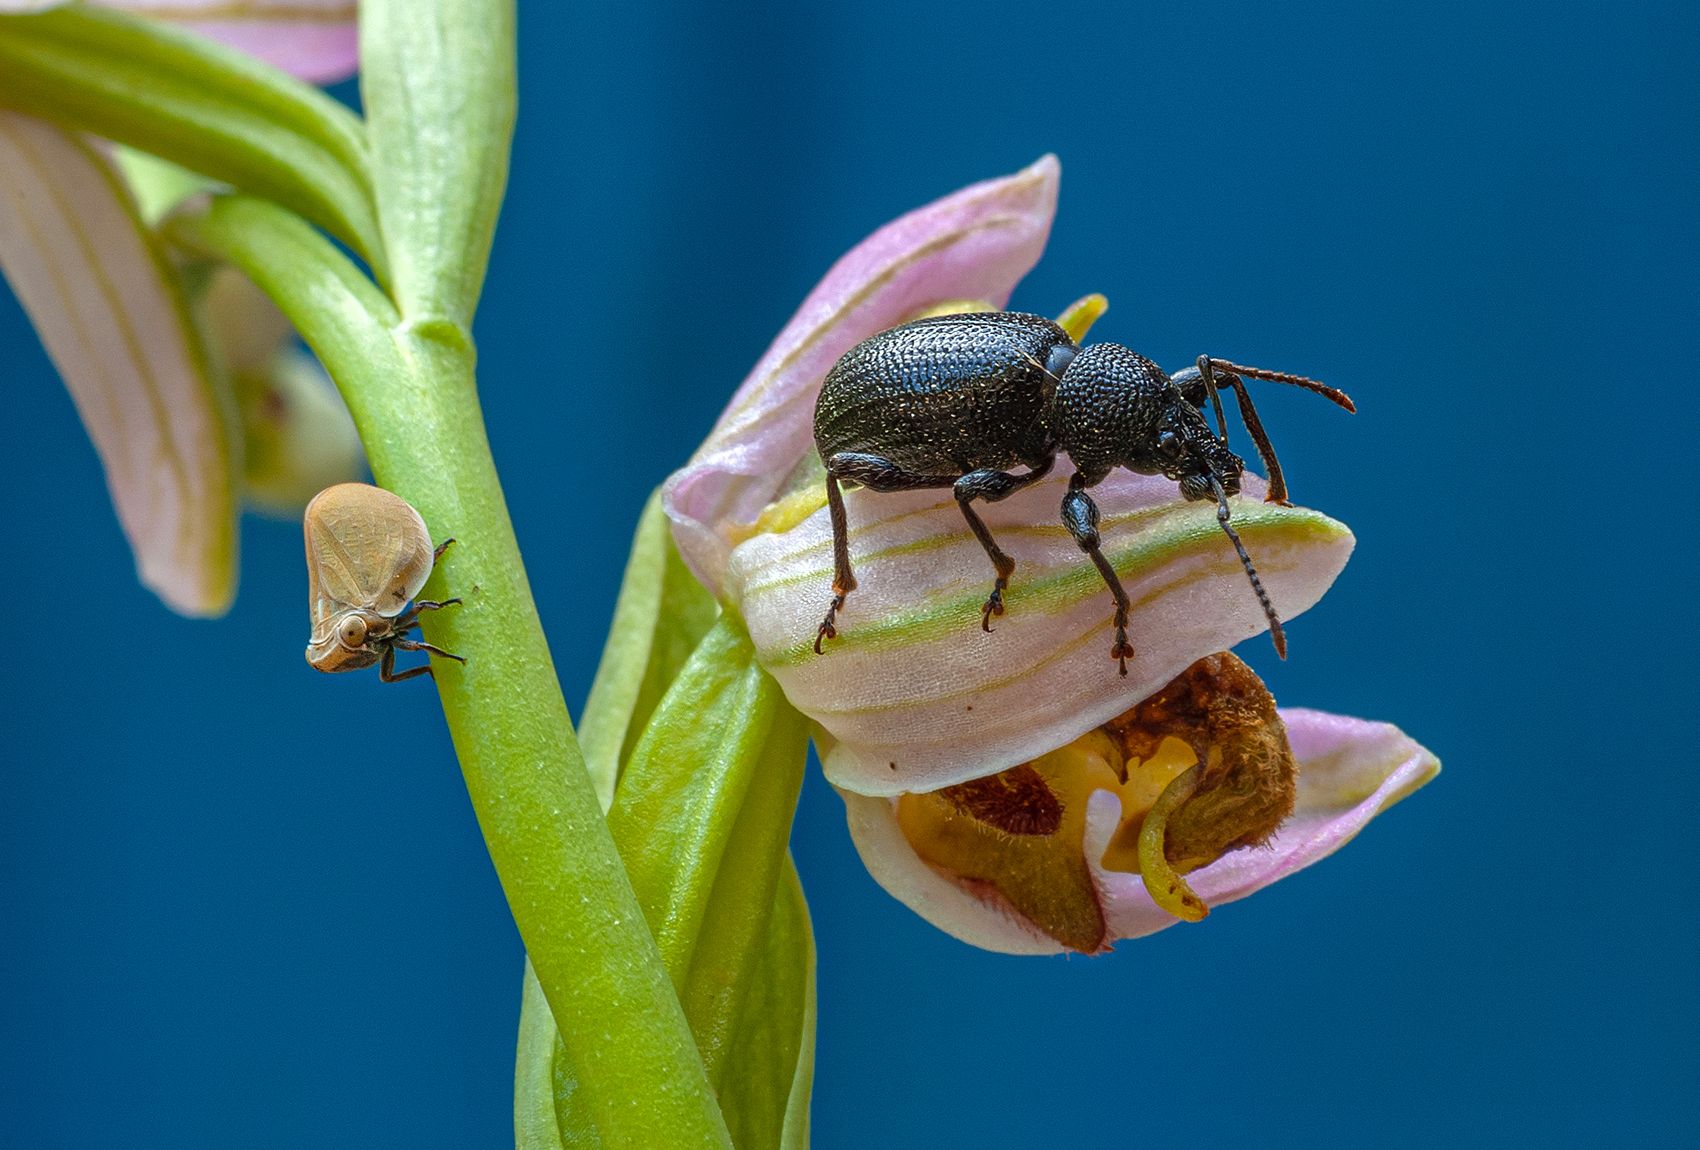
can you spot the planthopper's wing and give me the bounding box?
[304,483,435,627]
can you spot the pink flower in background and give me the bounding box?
[0,1,359,614]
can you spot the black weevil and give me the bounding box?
[811,310,1354,674]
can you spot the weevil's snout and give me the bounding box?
[1179,473,1214,501]
[1175,431,1242,503]
[1157,406,1239,499]
[1196,454,1243,499]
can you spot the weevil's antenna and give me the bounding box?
[1210,474,1287,659]
[1205,359,1356,412]
[1199,356,1356,507]
[1193,356,1231,445]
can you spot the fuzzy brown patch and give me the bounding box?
[938,764,1064,836]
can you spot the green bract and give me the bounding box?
[0,6,380,265]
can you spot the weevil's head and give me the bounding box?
[1155,399,1243,502]
[305,608,391,673]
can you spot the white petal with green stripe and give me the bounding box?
[0,114,236,615]
[726,469,1352,797]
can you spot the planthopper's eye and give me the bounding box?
[338,615,369,649]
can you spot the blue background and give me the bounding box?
[3,2,1695,1146]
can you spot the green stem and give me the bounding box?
[170,198,732,1150]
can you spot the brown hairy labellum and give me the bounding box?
[1104,652,1297,871]
[938,764,1064,836]
[896,651,1297,952]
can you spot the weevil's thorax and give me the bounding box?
[1050,342,1173,481]
[814,312,1069,472]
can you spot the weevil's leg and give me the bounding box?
[394,637,467,664]
[1062,472,1134,676]
[432,537,456,562]
[817,452,960,652]
[954,457,1055,630]
[817,470,855,653]
[378,644,435,683]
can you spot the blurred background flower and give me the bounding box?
[0,0,359,614]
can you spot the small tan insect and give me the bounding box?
[304,482,464,683]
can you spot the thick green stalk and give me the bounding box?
[170,198,732,1150]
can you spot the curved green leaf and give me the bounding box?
[726,858,816,1150]
[515,959,583,1150]
[0,6,381,267]
[520,611,817,1149]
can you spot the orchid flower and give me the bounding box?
[665,156,1439,954]
[0,0,358,613]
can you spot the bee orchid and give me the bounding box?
[665,156,1439,952]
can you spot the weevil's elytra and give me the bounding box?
[810,311,1354,674]
[303,482,466,683]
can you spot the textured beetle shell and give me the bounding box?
[1049,342,1173,482]
[814,312,1070,474]
[304,483,436,641]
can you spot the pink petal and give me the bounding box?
[0,116,237,615]
[742,468,1354,796]
[842,707,1439,955]
[664,156,1059,594]
[99,2,359,84]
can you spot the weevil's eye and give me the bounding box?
[1155,428,1183,460]
[338,616,369,648]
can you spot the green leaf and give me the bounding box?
[534,871,817,1150]
[724,858,816,1150]
[608,617,807,985]
[515,959,586,1150]
[360,0,514,326]
[579,489,720,809]
[0,7,381,268]
[608,616,814,1148]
